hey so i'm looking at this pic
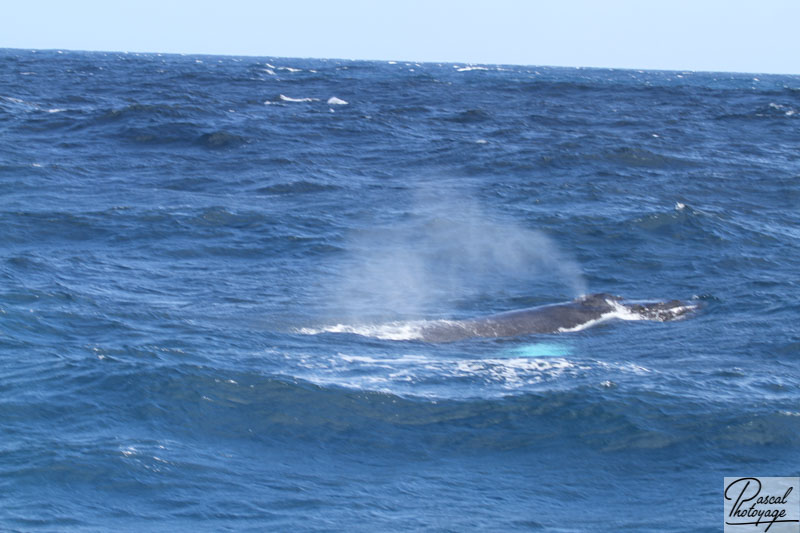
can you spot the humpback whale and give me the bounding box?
[418,293,696,342]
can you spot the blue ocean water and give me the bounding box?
[1,48,799,531]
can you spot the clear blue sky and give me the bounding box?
[2,0,799,74]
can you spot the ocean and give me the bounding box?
[1,48,799,531]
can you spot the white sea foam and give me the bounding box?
[453,357,578,388]
[327,96,348,105]
[769,102,797,116]
[279,94,319,103]
[2,96,63,114]
[456,66,489,72]
[121,446,137,457]
[290,351,584,397]
[2,96,27,105]
[283,347,656,399]
[298,321,427,341]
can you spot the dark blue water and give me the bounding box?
[2,48,799,531]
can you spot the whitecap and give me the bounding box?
[121,446,138,457]
[279,94,319,103]
[327,96,348,105]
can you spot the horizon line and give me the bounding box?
[3,46,799,78]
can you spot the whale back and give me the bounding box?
[626,299,696,321]
[419,293,621,342]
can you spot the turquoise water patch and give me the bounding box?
[503,342,573,358]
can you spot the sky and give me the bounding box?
[1,0,799,74]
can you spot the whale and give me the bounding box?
[418,293,697,342]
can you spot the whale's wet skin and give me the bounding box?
[418,293,697,342]
[306,294,699,342]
